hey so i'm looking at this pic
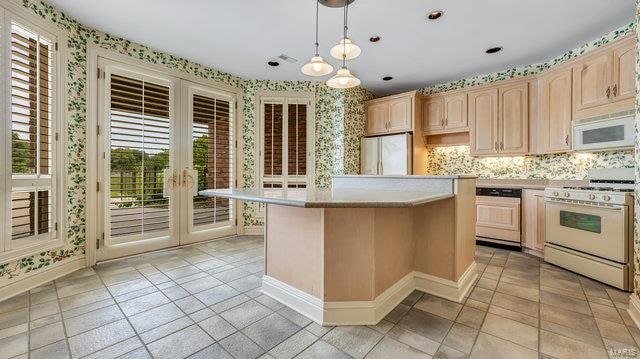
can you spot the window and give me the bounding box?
[259,94,314,189]
[0,7,65,260]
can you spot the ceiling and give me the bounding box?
[49,0,634,95]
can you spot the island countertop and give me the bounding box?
[198,188,453,208]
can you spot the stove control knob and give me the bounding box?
[552,191,559,197]
[588,194,596,200]
[602,195,611,201]
[564,192,570,198]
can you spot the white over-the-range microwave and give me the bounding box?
[572,110,634,151]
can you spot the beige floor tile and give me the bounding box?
[488,304,538,327]
[481,313,538,350]
[595,318,636,346]
[468,287,494,304]
[386,325,440,355]
[540,330,608,359]
[590,301,623,323]
[366,336,431,359]
[414,294,463,321]
[455,306,486,329]
[323,326,383,359]
[490,292,539,318]
[540,320,603,347]
[540,290,592,316]
[541,303,598,332]
[443,323,478,354]
[469,332,537,359]
[495,282,539,302]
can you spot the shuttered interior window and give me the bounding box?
[109,74,171,238]
[192,94,233,226]
[261,100,309,189]
[10,20,56,242]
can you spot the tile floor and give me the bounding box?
[0,235,638,359]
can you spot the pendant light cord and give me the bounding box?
[314,0,319,55]
[342,0,348,67]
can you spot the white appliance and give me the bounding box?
[572,110,634,151]
[544,168,634,290]
[361,133,412,175]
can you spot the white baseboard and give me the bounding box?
[243,226,264,235]
[627,294,640,329]
[261,262,477,326]
[0,257,86,303]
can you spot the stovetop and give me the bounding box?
[563,186,634,193]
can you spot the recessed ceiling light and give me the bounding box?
[485,47,503,54]
[369,36,381,43]
[267,60,280,67]
[427,10,443,20]
[382,76,393,81]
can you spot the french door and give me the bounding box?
[96,58,236,261]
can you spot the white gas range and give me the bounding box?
[544,168,634,290]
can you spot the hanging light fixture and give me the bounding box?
[301,0,334,76]
[326,0,360,88]
[329,0,361,60]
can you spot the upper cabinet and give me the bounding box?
[469,80,529,156]
[572,37,635,119]
[537,66,572,153]
[421,93,468,133]
[365,91,418,136]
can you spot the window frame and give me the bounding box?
[256,91,316,192]
[0,2,68,264]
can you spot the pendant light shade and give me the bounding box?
[330,37,361,60]
[326,67,360,89]
[301,55,334,76]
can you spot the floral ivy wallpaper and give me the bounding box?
[422,22,636,180]
[0,0,369,284]
[634,0,640,299]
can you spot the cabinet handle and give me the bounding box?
[606,86,611,99]
[499,141,504,150]
[445,118,448,126]
[494,141,499,151]
[565,135,569,146]
[612,84,618,97]
[441,119,444,127]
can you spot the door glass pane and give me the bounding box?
[192,94,233,226]
[109,74,171,238]
[263,103,283,188]
[559,210,601,233]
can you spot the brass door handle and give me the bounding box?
[612,84,618,97]
[606,86,611,99]
[183,169,195,189]
[168,169,179,188]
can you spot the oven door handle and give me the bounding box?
[545,199,624,211]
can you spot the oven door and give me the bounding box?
[545,199,628,263]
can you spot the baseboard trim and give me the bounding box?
[0,257,86,302]
[261,262,477,325]
[627,294,640,329]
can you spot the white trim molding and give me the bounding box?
[261,263,478,326]
[627,294,640,330]
[0,257,85,302]
[242,226,264,235]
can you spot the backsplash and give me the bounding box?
[425,146,634,180]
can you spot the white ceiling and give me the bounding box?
[49,0,634,95]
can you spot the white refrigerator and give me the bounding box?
[360,133,412,175]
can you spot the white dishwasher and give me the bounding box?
[475,188,522,247]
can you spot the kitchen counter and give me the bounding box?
[199,176,477,326]
[198,188,453,208]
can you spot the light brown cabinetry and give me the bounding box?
[476,196,521,243]
[537,67,572,153]
[572,37,635,119]
[365,92,417,136]
[422,93,468,133]
[522,189,545,255]
[469,81,529,156]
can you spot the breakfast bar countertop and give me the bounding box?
[198,188,453,208]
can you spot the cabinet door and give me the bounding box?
[443,93,468,130]
[365,102,389,135]
[388,97,413,132]
[612,40,635,101]
[573,52,612,113]
[539,68,572,153]
[476,196,521,243]
[469,88,499,156]
[523,189,545,254]
[421,96,444,132]
[498,82,529,155]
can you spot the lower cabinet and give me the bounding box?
[475,196,521,243]
[522,189,545,255]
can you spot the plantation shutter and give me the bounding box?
[10,20,56,241]
[263,103,284,188]
[108,73,172,238]
[287,103,307,188]
[192,94,233,226]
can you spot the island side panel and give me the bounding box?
[454,178,477,280]
[412,198,457,281]
[323,208,376,301]
[373,207,415,297]
[265,204,324,299]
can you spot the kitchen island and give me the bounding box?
[200,175,477,325]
